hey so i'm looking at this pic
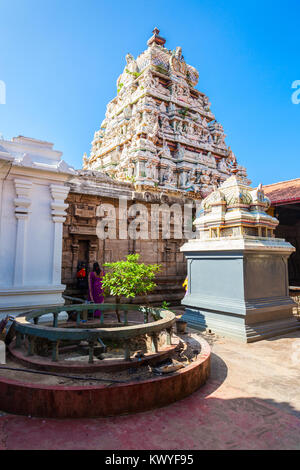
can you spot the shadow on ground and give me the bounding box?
[0,392,299,450]
[1,330,299,450]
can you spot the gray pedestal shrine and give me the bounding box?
[181,238,298,342]
[180,173,299,343]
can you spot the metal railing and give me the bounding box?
[11,304,176,363]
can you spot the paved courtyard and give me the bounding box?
[0,327,299,450]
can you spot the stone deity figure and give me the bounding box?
[217,134,227,148]
[211,172,220,188]
[188,169,199,192]
[180,169,197,191]
[179,170,189,188]
[169,46,187,76]
[160,101,167,113]
[127,160,135,178]
[193,124,201,137]
[176,143,185,160]
[218,158,230,174]
[145,159,155,180]
[190,169,197,185]
[162,165,176,186]
[159,140,172,159]
[186,121,194,135]
[147,122,159,145]
[227,147,237,166]
[125,53,138,73]
[142,70,154,89]
[82,153,89,170]
[203,96,211,111]
[199,169,211,186]
[201,129,209,143]
[176,120,183,134]
[123,106,132,119]
[161,117,172,133]
[117,53,139,89]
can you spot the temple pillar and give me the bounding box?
[13,179,32,286]
[71,243,79,277]
[50,185,70,286]
[88,241,98,268]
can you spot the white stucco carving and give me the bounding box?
[84,29,250,195]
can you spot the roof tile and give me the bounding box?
[263,178,300,205]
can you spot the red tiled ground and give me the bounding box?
[0,329,299,450]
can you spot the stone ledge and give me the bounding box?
[0,336,211,418]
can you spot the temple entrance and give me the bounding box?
[78,240,89,267]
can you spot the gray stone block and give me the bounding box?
[181,239,299,342]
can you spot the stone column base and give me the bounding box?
[180,237,300,343]
[0,285,66,318]
[182,306,300,343]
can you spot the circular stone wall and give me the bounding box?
[0,336,211,419]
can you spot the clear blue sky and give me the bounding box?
[0,0,299,186]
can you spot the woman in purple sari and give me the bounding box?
[88,262,104,319]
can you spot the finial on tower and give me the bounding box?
[147,27,166,47]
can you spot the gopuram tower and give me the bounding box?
[84,28,249,197]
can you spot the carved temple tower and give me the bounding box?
[84,28,249,197]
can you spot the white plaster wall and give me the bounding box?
[0,178,17,288]
[0,136,74,317]
[23,180,53,287]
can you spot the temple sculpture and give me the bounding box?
[84,28,249,196]
[180,165,299,342]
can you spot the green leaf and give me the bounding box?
[102,254,161,300]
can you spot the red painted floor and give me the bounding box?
[1,330,299,450]
[0,378,299,450]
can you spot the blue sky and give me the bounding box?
[0,0,299,186]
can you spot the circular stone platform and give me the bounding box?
[0,335,211,418]
[7,339,179,373]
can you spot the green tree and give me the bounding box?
[102,254,161,322]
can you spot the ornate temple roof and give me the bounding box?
[195,167,278,240]
[84,28,249,197]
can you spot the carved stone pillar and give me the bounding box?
[13,179,32,286]
[71,243,79,278]
[88,242,98,268]
[50,185,70,285]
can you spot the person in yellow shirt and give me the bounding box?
[182,277,188,291]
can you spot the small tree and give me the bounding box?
[102,254,161,321]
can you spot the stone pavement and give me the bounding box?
[0,328,299,450]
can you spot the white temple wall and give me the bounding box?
[24,181,53,286]
[0,177,17,287]
[0,136,74,318]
